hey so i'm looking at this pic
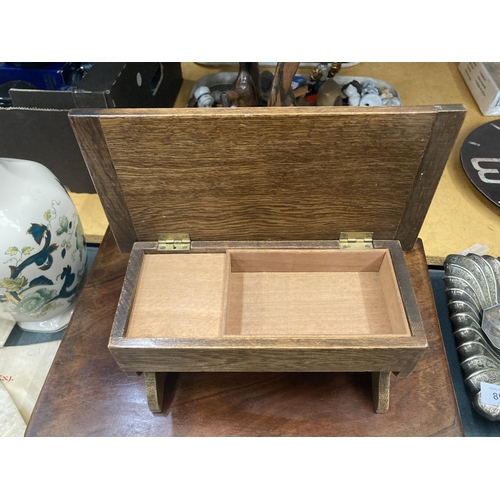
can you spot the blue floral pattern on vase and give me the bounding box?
[0,200,87,321]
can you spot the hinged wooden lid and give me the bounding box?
[70,105,465,252]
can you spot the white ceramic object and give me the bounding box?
[343,83,361,106]
[359,93,382,106]
[0,158,87,332]
[194,85,214,108]
[359,79,382,106]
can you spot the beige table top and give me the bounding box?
[71,62,500,265]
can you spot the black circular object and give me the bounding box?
[461,119,500,208]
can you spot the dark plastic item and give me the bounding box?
[0,80,36,107]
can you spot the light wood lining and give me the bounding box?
[126,253,226,339]
[225,271,395,337]
[125,249,411,341]
[225,249,403,337]
[229,249,387,272]
[378,252,412,338]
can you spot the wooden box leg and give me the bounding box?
[372,372,391,413]
[145,372,167,413]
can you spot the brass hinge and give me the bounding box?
[339,232,374,249]
[157,233,191,251]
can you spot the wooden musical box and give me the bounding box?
[69,104,466,414]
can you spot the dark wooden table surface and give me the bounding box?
[26,229,463,436]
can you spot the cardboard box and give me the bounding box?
[0,63,183,193]
[459,62,500,116]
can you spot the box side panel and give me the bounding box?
[108,63,183,108]
[0,107,96,192]
[109,345,425,374]
[74,63,127,92]
[394,104,466,248]
[69,113,138,250]
[110,243,151,344]
[376,240,426,341]
[10,88,76,108]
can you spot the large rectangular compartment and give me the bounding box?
[225,249,410,338]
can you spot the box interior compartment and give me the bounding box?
[125,249,411,340]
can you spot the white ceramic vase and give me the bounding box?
[0,158,87,332]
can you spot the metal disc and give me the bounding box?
[460,119,500,208]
